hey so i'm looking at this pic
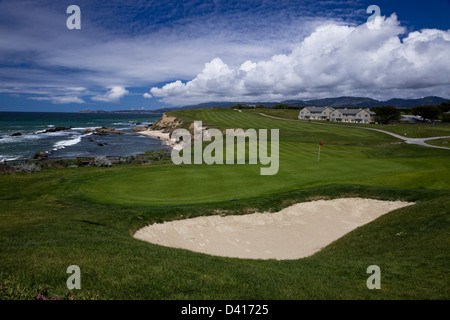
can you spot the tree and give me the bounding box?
[412,105,441,122]
[371,106,400,124]
[272,104,300,109]
[438,101,450,114]
[442,113,450,123]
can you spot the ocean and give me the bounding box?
[0,112,165,162]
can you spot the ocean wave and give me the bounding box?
[0,133,43,144]
[0,155,19,162]
[70,127,94,131]
[32,131,69,137]
[0,137,14,144]
[53,136,82,150]
[112,122,137,127]
[52,133,91,151]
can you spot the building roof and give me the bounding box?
[301,106,335,113]
[332,108,375,115]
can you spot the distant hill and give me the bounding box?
[78,109,163,114]
[79,96,449,114]
[174,101,278,110]
[281,96,381,108]
[383,96,449,108]
[172,96,448,111]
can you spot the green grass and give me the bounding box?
[426,138,450,147]
[1,107,449,300]
[242,108,450,138]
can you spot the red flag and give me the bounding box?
[320,142,323,146]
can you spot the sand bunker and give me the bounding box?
[133,198,413,260]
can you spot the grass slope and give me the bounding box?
[0,108,449,300]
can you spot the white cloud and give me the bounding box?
[2,1,449,106]
[150,14,450,105]
[30,96,85,104]
[0,0,330,99]
[143,93,152,99]
[92,86,129,102]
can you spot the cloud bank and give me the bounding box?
[0,0,350,106]
[30,96,85,104]
[149,14,450,105]
[92,86,129,103]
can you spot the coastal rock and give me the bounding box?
[150,113,183,133]
[93,127,124,135]
[133,126,148,132]
[189,123,210,141]
[11,132,22,137]
[34,151,48,160]
[40,126,72,134]
[84,128,93,133]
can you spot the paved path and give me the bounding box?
[258,113,450,150]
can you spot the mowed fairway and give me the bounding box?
[0,108,449,300]
[80,109,450,205]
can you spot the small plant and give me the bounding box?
[93,156,112,167]
[36,286,75,300]
[143,149,172,162]
[0,163,15,175]
[14,162,41,173]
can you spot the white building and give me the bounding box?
[298,107,335,120]
[330,108,375,123]
[299,107,375,124]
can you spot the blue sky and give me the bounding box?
[0,0,449,112]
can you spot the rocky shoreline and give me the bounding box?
[9,124,154,138]
[15,124,158,161]
[3,113,189,164]
[137,113,185,148]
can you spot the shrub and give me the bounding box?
[0,164,15,175]
[143,149,171,162]
[14,163,41,173]
[93,156,112,167]
[412,105,441,121]
[442,113,450,123]
[371,106,401,124]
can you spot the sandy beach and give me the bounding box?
[139,129,176,147]
[134,198,413,260]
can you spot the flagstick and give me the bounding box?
[318,145,321,163]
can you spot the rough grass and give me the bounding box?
[425,138,450,147]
